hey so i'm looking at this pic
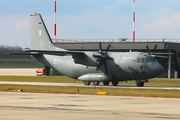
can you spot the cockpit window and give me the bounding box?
[137,58,141,63]
[146,58,150,63]
[141,58,145,63]
[147,56,157,63]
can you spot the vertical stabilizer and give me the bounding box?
[30,13,63,50]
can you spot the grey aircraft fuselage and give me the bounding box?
[33,51,163,82]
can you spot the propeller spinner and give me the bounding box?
[93,42,113,73]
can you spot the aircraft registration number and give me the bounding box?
[53,58,60,65]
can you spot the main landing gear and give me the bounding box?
[83,81,118,86]
[83,81,100,86]
[84,81,90,85]
[84,80,147,87]
[103,81,109,86]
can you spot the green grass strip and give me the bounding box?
[0,84,180,98]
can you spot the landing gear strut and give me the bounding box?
[93,81,99,86]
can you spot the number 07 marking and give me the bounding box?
[53,58,60,65]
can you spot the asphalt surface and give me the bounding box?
[0,69,180,119]
[0,68,36,76]
[0,92,180,120]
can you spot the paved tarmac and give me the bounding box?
[0,69,180,119]
[0,92,180,120]
[0,68,36,76]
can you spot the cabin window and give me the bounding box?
[140,66,143,70]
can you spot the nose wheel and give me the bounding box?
[112,81,119,86]
[136,80,145,87]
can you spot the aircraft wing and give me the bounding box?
[153,52,174,56]
[21,50,85,56]
[152,52,174,58]
[7,52,39,55]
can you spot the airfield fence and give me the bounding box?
[52,38,180,43]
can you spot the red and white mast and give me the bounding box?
[132,0,136,41]
[54,0,57,40]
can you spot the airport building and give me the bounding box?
[45,39,180,78]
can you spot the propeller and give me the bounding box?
[146,44,157,55]
[93,42,113,73]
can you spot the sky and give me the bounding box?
[1,0,180,47]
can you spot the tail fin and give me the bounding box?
[30,13,63,50]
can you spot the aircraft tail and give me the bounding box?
[30,13,63,50]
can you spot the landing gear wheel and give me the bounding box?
[136,82,144,87]
[103,81,109,86]
[84,81,90,85]
[112,81,119,86]
[93,81,99,86]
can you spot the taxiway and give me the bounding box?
[0,92,180,120]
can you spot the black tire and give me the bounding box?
[103,81,110,86]
[93,81,99,86]
[112,81,118,86]
[136,82,144,87]
[84,81,90,85]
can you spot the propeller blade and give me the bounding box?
[146,45,150,54]
[96,59,103,71]
[105,44,111,54]
[95,42,112,73]
[153,44,157,54]
[99,42,103,54]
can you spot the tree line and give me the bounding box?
[0,45,31,58]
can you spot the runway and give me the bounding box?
[0,92,180,120]
[0,81,180,90]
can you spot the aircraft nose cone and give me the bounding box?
[160,66,164,74]
[157,64,164,75]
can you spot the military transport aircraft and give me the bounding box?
[10,13,164,87]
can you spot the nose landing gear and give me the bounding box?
[136,79,148,87]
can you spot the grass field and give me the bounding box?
[0,76,180,98]
[0,76,180,86]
